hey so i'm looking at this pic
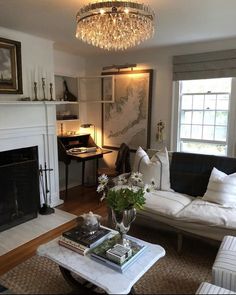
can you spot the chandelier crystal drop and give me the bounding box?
[75,1,155,51]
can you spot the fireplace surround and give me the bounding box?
[0,103,61,211]
[0,146,40,232]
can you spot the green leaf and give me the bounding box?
[106,187,146,212]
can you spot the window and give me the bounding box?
[172,78,234,156]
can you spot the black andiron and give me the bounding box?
[39,162,55,215]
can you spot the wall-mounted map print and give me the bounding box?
[0,38,23,94]
[102,70,153,151]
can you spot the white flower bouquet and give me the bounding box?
[97,172,156,212]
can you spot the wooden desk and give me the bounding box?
[67,148,112,185]
[58,134,112,187]
[57,134,91,150]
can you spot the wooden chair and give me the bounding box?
[57,138,71,200]
[97,143,131,178]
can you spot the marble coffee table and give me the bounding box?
[37,233,165,294]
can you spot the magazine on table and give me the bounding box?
[62,226,111,248]
[89,234,147,273]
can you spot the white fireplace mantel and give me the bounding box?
[0,103,62,207]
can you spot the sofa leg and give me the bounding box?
[177,233,183,253]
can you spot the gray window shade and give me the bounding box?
[173,49,236,81]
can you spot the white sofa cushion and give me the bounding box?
[133,146,172,191]
[143,190,192,217]
[176,198,236,228]
[203,167,236,208]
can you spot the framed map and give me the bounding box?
[0,37,23,94]
[102,69,153,151]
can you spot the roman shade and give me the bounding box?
[173,49,236,81]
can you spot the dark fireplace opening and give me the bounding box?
[0,146,40,232]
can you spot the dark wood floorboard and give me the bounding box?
[57,185,107,218]
[0,185,107,275]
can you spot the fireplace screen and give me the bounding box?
[0,146,40,232]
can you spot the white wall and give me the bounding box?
[85,37,236,155]
[53,50,90,189]
[3,24,235,191]
[0,27,62,206]
[0,26,54,101]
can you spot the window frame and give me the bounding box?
[171,78,236,157]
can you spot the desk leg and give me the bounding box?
[95,158,99,184]
[82,161,85,186]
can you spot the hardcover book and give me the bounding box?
[58,236,89,255]
[62,226,111,248]
[89,235,147,273]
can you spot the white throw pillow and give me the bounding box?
[133,146,172,191]
[203,167,236,207]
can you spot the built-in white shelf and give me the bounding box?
[0,101,79,105]
[57,119,79,123]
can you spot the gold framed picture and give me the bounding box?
[102,69,153,151]
[0,37,23,94]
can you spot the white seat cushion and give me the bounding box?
[133,146,172,191]
[203,167,236,208]
[176,199,236,228]
[143,190,192,217]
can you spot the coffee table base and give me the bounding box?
[59,266,135,294]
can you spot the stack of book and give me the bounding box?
[58,226,111,255]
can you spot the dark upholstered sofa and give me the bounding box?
[136,151,236,249]
[170,152,236,197]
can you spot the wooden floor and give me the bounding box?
[57,185,107,218]
[0,185,107,275]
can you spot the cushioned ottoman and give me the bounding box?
[212,235,236,291]
[196,282,234,294]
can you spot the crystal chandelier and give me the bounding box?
[75,1,155,51]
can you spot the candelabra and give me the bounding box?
[31,78,54,101]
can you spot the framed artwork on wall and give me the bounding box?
[0,37,23,94]
[102,69,153,151]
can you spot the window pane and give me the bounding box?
[192,111,203,124]
[178,78,231,156]
[181,78,232,93]
[191,125,202,139]
[205,95,216,110]
[180,140,227,155]
[180,125,191,138]
[181,111,192,124]
[193,95,204,109]
[217,95,229,110]
[203,126,214,140]
[204,111,215,125]
[215,111,228,126]
[182,95,192,109]
[215,126,227,141]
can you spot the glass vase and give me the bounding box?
[111,207,136,248]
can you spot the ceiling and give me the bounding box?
[0,0,236,57]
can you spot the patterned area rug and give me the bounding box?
[0,224,218,294]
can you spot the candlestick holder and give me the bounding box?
[33,82,38,101]
[50,83,54,101]
[41,77,48,101]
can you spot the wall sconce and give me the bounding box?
[80,123,96,143]
[102,63,137,72]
